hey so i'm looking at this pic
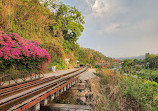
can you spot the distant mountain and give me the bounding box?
[116,55,145,60]
[117,53,158,60]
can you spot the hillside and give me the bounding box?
[0,0,109,74]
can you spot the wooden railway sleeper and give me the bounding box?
[0,72,83,110]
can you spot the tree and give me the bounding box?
[122,59,134,73]
[133,59,139,64]
[50,3,85,43]
[147,54,158,69]
[145,53,150,68]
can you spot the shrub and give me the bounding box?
[49,55,68,70]
[0,31,51,74]
[95,68,158,111]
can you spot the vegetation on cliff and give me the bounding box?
[0,0,109,74]
[95,68,158,111]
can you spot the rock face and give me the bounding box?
[74,80,94,106]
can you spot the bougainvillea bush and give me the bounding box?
[0,31,51,74]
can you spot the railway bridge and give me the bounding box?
[0,66,89,111]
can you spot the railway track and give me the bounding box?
[0,66,88,111]
[0,67,83,99]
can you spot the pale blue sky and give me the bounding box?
[60,0,158,58]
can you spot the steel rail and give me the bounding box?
[15,76,80,111]
[0,66,88,111]
[0,76,57,99]
[0,67,83,99]
[0,76,71,110]
[1,66,83,90]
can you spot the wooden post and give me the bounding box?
[24,74,26,82]
[9,74,11,85]
[0,77,2,88]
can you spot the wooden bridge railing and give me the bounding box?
[0,72,44,88]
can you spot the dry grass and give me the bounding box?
[93,68,144,111]
[88,77,101,102]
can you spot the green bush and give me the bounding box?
[121,78,158,110]
[96,69,158,111]
[49,54,68,70]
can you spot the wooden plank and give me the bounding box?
[48,104,91,110]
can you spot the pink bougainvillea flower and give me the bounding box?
[4,55,8,60]
[0,31,51,70]
[0,31,4,34]
[109,73,113,76]
[0,50,3,57]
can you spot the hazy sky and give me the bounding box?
[60,0,158,58]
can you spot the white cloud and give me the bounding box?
[60,0,158,57]
[92,0,99,10]
[92,0,110,14]
[91,0,125,17]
